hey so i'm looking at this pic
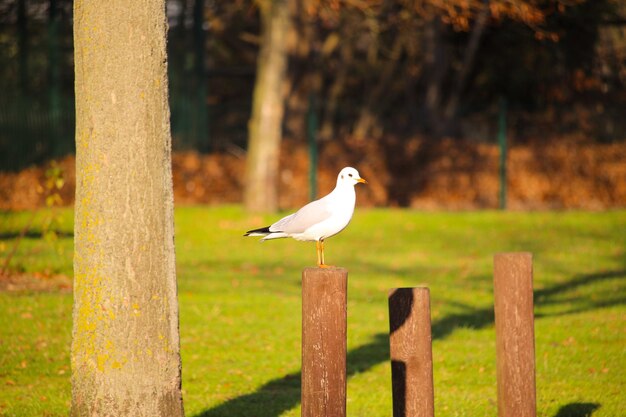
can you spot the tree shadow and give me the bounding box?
[554,402,600,417]
[193,269,624,417]
[0,230,73,239]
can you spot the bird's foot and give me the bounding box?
[318,263,335,269]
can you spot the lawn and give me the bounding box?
[0,206,624,416]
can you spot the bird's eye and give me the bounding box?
[348,173,353,177]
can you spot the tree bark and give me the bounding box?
[244,0,290,213]
[71,1,184,415]
[284,0,320,142]
[319,36,351,141]
[421,14,449,135]
[353,32,404,139]
[443,0,491,130]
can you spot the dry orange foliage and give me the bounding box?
[1,136,624,211]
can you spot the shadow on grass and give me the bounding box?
[0,230,74,240]
[554,402,600,417]
[194,269,624,417]
[195,334,389,417]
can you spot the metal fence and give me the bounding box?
[0,96,75,171]
[0,90,251,172]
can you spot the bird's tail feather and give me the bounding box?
[244,226,288,240]
[244,226,271,237]
[260,233,287,240]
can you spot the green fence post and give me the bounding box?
[193,0,209,151]
[498,98,507,210]
[48,0,62,154]
[308,93,318,200]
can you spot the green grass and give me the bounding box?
[1,206,624,416]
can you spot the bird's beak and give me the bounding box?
[357,178,367,184]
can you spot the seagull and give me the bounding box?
[244,167,367,267]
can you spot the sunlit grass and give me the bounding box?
[0,207,624,416]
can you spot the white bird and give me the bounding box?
[244,167,367,267]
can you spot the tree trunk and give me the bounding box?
[71,1,184,416]
[319,36,351,141]
[244,0,290,213]
[443,0,491,132]
[284,0,320,142]
[421,14,449,135]
[352,33,404,139]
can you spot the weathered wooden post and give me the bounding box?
[388,287,435,417]
[301,267,348,417]
[494,252,536,417]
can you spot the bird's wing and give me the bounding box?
[269,213,296,232]
[270,199,333,234]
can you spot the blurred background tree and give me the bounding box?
[245,0,291,213]
[0,0,624,208]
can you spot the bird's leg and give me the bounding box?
[316,240,322,267]
[318,240,333,268]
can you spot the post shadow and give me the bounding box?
[390,360,407,417]
[554,402,600,417]
[195,334,389,417]
[389,288,413,417]
[388,288,434,417]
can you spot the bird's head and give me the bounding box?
[337,167,367,186]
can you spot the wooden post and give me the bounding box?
[301,267,347,417]
[388,288,434,417]
[494,253,536,417]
